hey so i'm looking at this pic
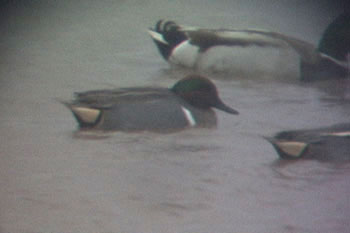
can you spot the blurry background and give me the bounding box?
[0,1,349,233]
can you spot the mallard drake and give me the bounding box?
[148,14,349,81]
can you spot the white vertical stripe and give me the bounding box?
[181,106,196,127]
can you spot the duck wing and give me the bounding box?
[274,123,350,143]
[182,27,318,60]
[73,87,172,109]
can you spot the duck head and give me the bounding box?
[148,20,188,60]
[171,75,239,114]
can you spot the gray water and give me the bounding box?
[1,1,350,232]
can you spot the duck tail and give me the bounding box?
[59,100,102,128]
[264,136,309,159]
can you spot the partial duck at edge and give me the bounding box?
[266,123,350,161]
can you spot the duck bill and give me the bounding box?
[215,100,239,115]
[148,30,169,45]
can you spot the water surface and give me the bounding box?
[0,1,349,232]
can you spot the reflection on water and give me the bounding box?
[0,1,349,233]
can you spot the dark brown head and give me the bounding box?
[171,75,239,114]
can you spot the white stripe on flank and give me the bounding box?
[320,53,349,67]
[321,131,350,137]
[181,106,196,127]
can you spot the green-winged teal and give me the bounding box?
[149,14,349,81]
[62,75,238,132]
[266,123,350,161]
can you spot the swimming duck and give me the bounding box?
[266,123,350,161]
[62,75,238,132]
[148,13,349,81]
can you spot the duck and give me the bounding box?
[266,123,350,161]
[62,75,239,132]
[148,13,349,81]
